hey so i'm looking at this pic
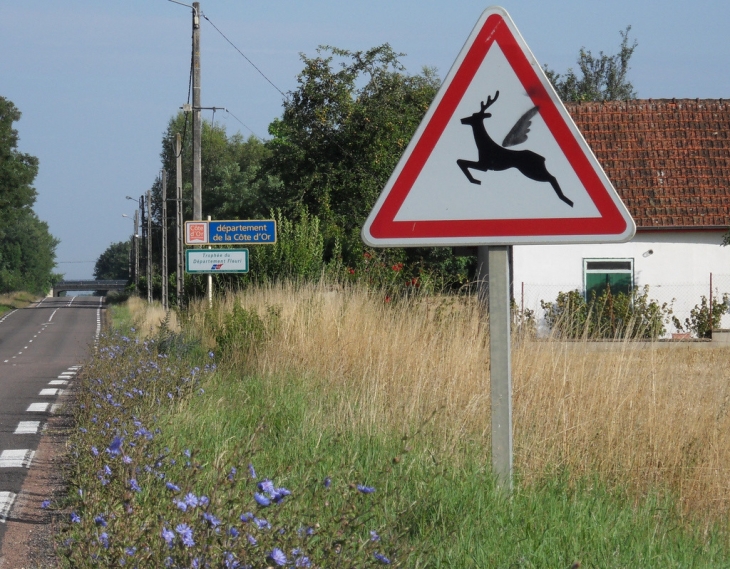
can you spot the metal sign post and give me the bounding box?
[486,246,512,491]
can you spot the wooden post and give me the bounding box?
[176,134,184,307]
[161,170,168,310]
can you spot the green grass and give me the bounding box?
[154,366,730,568]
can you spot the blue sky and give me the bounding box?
[3,0,729,279]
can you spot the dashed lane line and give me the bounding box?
[49,380,68,386]
[13,422,41,435]
[0,450,35,469]
[26,403,49,413]
[0,492,16,523]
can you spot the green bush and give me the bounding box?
[674,294,730,338]
[541,285,672,340]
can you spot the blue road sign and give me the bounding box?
[185,220,277,245]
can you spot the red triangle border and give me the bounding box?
[367,13,630,241]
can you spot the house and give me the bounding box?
[512,99,730,335]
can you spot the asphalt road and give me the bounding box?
[0,295,101,544]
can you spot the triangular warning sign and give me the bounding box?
[362,6,635,247]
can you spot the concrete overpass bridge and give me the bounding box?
[52,279,128,296]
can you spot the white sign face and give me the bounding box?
[185,249,249,274]
[362,6,635,247]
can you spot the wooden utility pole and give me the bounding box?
[176,133,185,306]
[133,210,139,292]
[161,169,168,310]
[147,190,152,304]
[192,2,202,221]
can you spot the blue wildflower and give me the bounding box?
[258,479,275,494]
[70,512,81,523]
[247,533,257,545]
[174,499,187,512]
[228,527,240,538]
[183,492,199,508]
[125,547,136,556]
[202,512,221,527]
[99,532,109,549]
[271,487,291,503]
[254,517,271,530]
[323,476,331,488]
[94,514,107,527]
[175,523,195,547]
[374,552,391,564]
[295,556,312,568]
[165,482,180,492]
[254,493,271,507]
[228,467,237,481]
[357,484,376,494]
[248,463,256,479]
[268,548,287,566]
[107,436,123,456]
[91,446,99,457]
[40,500,50,509]
[129,479,141,492]
[240,512,253,523]
[161,527,175,546]
[370,530,380,541]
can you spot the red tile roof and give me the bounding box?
[566,99,730,230]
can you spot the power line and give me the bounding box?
[201,13,289,101]
[224,109,264,141]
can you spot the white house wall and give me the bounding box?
[512,231,730,335]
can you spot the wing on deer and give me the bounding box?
[502,106,539,147]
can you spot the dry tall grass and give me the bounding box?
[126,297,180,337]
[149,283,730,523]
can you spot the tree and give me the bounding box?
[94,241,131,280]
[543,27,638,102]
[264,44,442,264]
[0,96,59,294]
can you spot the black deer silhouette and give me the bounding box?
[456,91,573,207]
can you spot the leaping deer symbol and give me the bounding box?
[456,91,574,207]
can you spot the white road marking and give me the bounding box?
[48,309,59,322]
[0,450,35,468]
[26,403,49,412]
[49,380,68,386]
[0,492,16,523]
[14,421,41,435]
[39,388,58,396]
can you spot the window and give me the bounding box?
[583,258,633,298]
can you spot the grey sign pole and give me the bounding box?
[482,245,513,492]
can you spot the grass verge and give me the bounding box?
[51,289,730,567]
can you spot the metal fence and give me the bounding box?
[517,274,730,338]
